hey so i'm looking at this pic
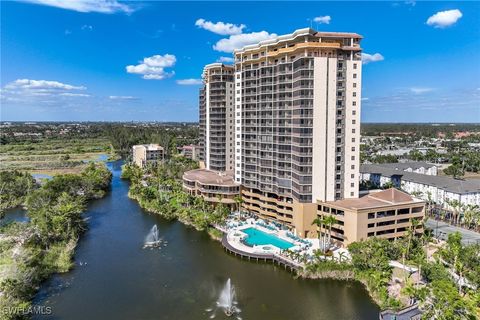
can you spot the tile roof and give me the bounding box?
[361,164,480,194]
[323,188,422,210]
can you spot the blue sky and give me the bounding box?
[1,0,479,122]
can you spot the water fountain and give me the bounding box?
[207,278,241,319]
[143,225,161,248]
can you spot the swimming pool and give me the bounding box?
[241,227,294,250]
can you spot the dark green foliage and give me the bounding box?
[0,170,37,212]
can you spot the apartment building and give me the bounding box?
[317,188,425,246]
[132,144,164,168]
[179,145,200,161]
[199,63,235,172]
[361,164,480,208]
[233,28,363,237]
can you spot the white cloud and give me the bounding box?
[195,19,245,36]
[361,97,369,101]
[217,56,234,63]
[81,25,93,31]
[5,79,86,91]
[213,31,277,53]
[405,0,416,6]
[23,0,134,14]
[1,79,90,106]
[426,9,462,28]
[176,79,202,85]
[60,93,90,97]
[109,95,137,100]
[362,53,385,64]
[410,87,434,94]
[126,54,176,80]
[313,16,331,24]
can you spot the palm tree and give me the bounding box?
[337,251,347,263]
[233,195,243,214]
[323,215,337,251]
[311,217,326,253]
[462,204,478,230]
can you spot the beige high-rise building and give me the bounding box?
[199,63,235,172]
[233,28,363,237]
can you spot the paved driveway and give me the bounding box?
[425,218,480,245]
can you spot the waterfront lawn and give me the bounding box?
[0,163,112,320]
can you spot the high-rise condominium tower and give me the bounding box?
[233,28,363,237]
[199,63,235,171]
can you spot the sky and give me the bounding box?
[1,0,479,123]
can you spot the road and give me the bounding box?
[425,218,480,245]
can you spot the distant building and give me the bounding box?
[180,145,200,161]
[317,188,425,246]
[132,144,164,168]
[360,164,480,208]
[373,161,438,176]
[182,169,240,207]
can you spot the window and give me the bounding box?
[351,165,355,169]
[352,120,356,124]
[352,129,356,133]
[352,110,356,115]
[351,174,355,178]
[350,192,354,196]
[353,83,357,88]
[353,101,356,106]
[351,183,354,187]
[368,223,375,228]
[353,73,357,78]
[352,138,356,142]
[351,147,355,151]
[353,63,357,69]
[351,156,355,160]
[353,92,357,97]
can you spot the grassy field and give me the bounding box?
[0,138,115,175]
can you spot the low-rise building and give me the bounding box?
[360,164,480,208]
[373,161,438,176]
[132,144,164,168]
[182,169,240,207]
[179,145,200,160]
[317,188,425,246]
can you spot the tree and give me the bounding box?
[233,195,243,214]
[322,215,337,250]
[311,217,327,253]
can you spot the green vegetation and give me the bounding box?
[0,163,112,319]
[0,137,112,174]
[301,228,480,318]
[105,124,198,157]
[361,123,480,139]
[0,171,37,215]
[122,158,229,233]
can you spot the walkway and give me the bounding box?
[221,235,303,271]
[425,218,480,245]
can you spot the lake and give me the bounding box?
[33,160,379,320]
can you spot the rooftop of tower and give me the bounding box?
[234,27,363,54]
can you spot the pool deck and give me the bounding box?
[221,235,303,271]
